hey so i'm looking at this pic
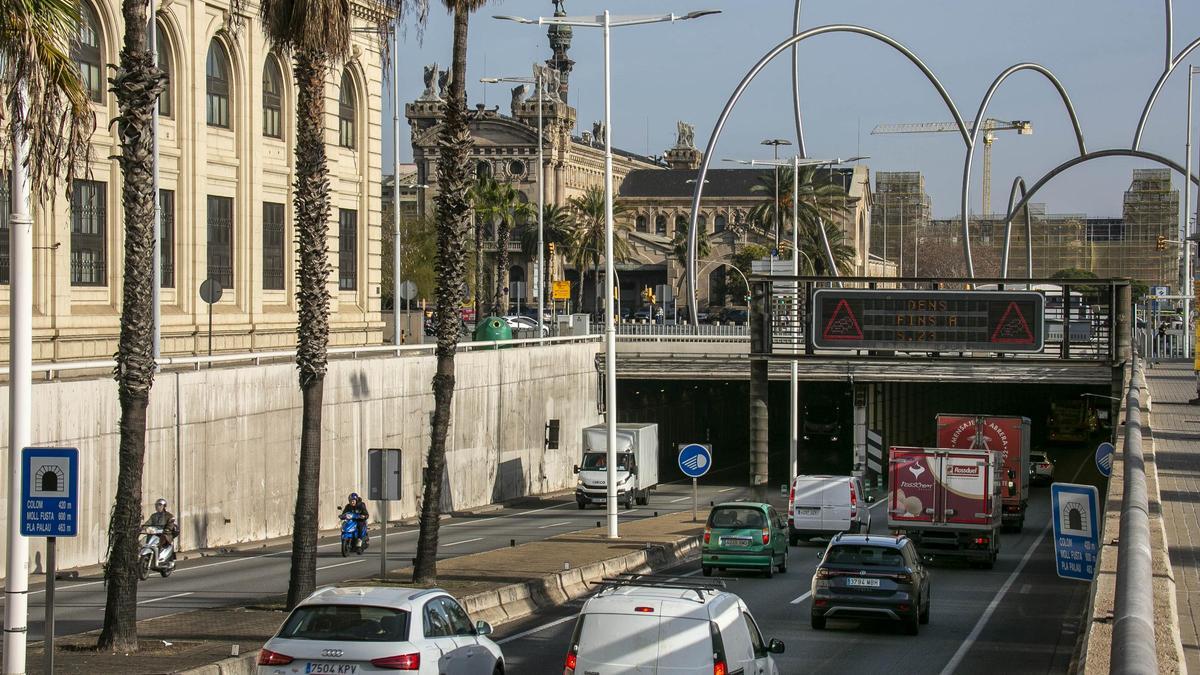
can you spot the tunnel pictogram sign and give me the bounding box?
[1050,483,1099,582]
[21,447,79,537]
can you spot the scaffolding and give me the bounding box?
[872,171,932,274]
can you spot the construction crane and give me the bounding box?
[871,119,1033,218]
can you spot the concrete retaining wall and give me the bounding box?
[0,341,601,578]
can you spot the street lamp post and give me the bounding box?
[482,67,546,337]
[761,139,791,255]
[1185,66,1199,359]
[496,8,719,539]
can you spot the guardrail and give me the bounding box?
[1111,360,1156,674]
[0,334,601,380]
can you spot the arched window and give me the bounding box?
[155,25,171,117]
[698,214,707,233]
[338,71,356,149]
[709,267,726,306]
[636,215,647,232]
[654,215,666,236]
[262,56,283,138]
[74,3,103,102]
[675,215,688,235]
[206,40,231,128]
[714,214,727,233]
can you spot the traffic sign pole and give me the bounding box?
[692,478,698,523]
[44,537,55,675]
[678,444,713,522]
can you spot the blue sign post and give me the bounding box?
[1095,442,1115,478]
[20,447,79,675]
[679,444,713,522]
[1051,483,1100,581]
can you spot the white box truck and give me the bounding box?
[575,423,659,510]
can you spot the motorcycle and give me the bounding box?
[339,511,367,557]
[138,526,175,580]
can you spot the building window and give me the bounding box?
[206,40,231,128]
[675,215,688,235]
[338,71,356,149]
[74,3,103,103]
[339,208,358,291]
[263,201,286,290]
[0,171,9,285]
[155,25,171,117]
[476,161,492,180]
[655,215,666,235]
[698,214,707,233]
[206,195,234,289]
[159,189,174,287]
[636,215,647,232]
[263,56,283,139]
[71,180,106,286]
[715,214,727,233]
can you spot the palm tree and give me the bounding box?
[567,186,631,311]
[470,175,500,318]
[491,182,533,314]
[797,220,856,275]
[671,226,709,308]
[97,0,170,650]
[413,0,490,586]
[748,165,848,259]
[517,203,573,292]
[258,0,428,609]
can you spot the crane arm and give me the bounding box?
[871,119,1032,135]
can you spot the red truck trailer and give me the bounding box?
[935,414,1031,532]
[888,446,1003,568]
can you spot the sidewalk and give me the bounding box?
[1147,362,1200,673]
[2,509,706,674]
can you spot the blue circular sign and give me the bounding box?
[678,444,712,478]
[1095,442,1115,478]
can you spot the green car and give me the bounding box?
[702,501,789,578]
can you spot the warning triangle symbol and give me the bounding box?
[991,301,1035,344]
[822,298,863,341]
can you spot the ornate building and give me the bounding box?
[0,0,386,362]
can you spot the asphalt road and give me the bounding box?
[5,476,750,642]
[496,445,1101,675]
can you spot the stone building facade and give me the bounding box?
[0,0,385,362]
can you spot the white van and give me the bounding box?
[563,577,784,675]
[787,475,869,545]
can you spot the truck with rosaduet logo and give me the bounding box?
[887,446,1004,568]
[935,414,1031,532]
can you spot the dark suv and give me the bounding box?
[810,534,931,635]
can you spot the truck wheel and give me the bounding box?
[636,490,648,506]
[811,615,826,630]
[576,500,586,510]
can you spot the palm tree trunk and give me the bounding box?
[474,216,482,321]
[415,4,472,585]
[286,48,332,609]
[97,0,165,650]
[494,219,510,315]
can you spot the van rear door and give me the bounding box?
[574,612,660,674]
[822,478,852,532]
[790,477,825,531]
[655,615,716,673]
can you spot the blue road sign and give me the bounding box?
[1050,483,1100,581]
[20,447,79,537]
[1095,442,1115,478]
[678,444,712,479]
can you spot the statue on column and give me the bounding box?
[552,0,566,15]
[437,67,451,99]
[510,84,527,112]
[420,63,439,100]
[675,121,695,149]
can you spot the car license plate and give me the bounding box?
[595,498,606,504]
[305,663,357,674]
[796,507,819,517]
[720,537,751,547]
[844,577,881,588]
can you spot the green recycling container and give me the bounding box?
[473,316,513,342]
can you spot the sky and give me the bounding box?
[382,0,1200,221]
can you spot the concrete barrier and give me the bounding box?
[0,341,602,579]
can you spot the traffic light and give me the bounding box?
[1156,235,1167,251]
[641,286,655,304]
[548,242,556,255]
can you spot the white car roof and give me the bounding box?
[583,585,735,620]
[299,586,443,610]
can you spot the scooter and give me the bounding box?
[138,526,175,580]
[339,511,367,557]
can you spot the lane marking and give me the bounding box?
[497,614,576,645]
[444,537,484,547]
[670,497,690,503]
[537,521,572,530]
[937,522,1051,675]
[790,590,812,605]
[137,591,193,606]
[1019,583,1032,594]
[317,560,366,571]
[717,488,736,493]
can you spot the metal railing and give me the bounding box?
[0,334,601,380]
[1111,361,1156,674]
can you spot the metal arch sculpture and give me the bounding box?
[1000,177,1033,279]
[1003,149,1200,226]
[684,24,970,326]
[1132,0,1200,150]
[959,63,1088,277]
[790,0,807,159]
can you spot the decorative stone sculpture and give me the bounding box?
[438,68,451,99]
[592,121,606,145]
[510,84,527,110]
[421,63,439,100]
[675,121,695,149]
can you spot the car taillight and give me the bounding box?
[815,567,831,579]
[704,528,711,544]
[371,653,421,670]
[892,572,912,583]
[974,537,990,546]
[257,648,293,666]
[714,660,728,675]
[564,651,578,674]
[850,483,858,517]
[788,484,795,512]
[762,528,770,545]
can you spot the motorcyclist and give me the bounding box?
[144,498,179,561]
[341,493,369,547]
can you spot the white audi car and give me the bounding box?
[257,586,505,674]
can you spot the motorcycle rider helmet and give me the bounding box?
[349,492,359,502]
[155,498,167,510]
